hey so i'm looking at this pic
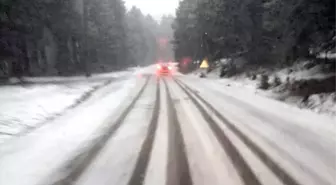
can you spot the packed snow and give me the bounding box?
[0,69,136,144]
[0,82,103,144]
[179,75,336,184]
[0,77,138,185]
[20,70,133,84]
[192,60,336,116]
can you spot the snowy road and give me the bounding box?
[0,67,335,185]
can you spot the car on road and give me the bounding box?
[156,63,172,76]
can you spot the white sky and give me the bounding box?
[124,0,179,20]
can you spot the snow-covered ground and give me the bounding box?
[192,61,336,117]
[0,66,334,185]
[0,77,139,185]
[0,69,136,144]
[178,75,336,185]
[0,65,158,185]
[275,61,335,81]
[0,82,101,143]
[20,70,132,84]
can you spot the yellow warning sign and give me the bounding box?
[200,59,209,69]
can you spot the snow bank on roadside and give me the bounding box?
[22,69,134,84]
[275,61,335,81]
[0,78,137,185]
[304,93,336,114]
[190,61,336,116]
[4,68,136,85]
[0,81,105,144]
[0,68,139,144]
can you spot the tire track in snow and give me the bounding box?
[174,78,262,185]
[51,75,151,185]
[175,78,303,185]
[163,78,193,185]
[127,77,161,185]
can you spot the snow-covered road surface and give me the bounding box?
[0,68,335,185]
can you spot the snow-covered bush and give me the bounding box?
[258,74,270,90]
[270,75,281,87]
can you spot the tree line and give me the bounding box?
[173,0,335,69]
[0,0,172,78]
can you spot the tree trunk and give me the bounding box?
[56,37,71,74]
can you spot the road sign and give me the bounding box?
[200,59,209,68]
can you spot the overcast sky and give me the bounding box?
[124,0,179,20]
